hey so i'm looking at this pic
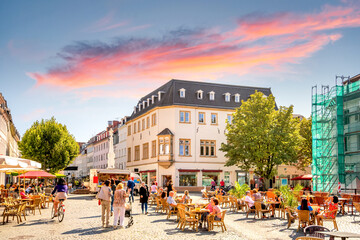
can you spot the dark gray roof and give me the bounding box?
[130,79,273,119]
[157,128,174,136]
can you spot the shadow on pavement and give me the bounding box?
[164,228,218,236]
[67,195,96,201]
[14,219,56,227]
[79,215,101,219]
[62,226,115,236]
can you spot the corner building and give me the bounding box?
[126,79,273,191]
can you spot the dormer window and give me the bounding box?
[147,98,151,106]
[134,106,137,113]
[143,100,146,108]
[179,88,186,98]
[224,92,231,102]
[138,103,142,111]
[235,93,240,103]
[158,91,164,101]
[197,90,203,99]
[152,95,157,103]
[209,91,215,101]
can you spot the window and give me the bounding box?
[200,140,216,157]
[209,91,215,101]
[179,139,191,156]
[355,114,360,122]
[146,117,150,129]
[127,148,131,162]
[127,125,131,136]
[198,112,205,124]
[345,137,349,152]
[143,143,149,159]
[142,119,145,131]
[224,171,230,185]
[151,140,156,157]
[344,110,350,124]
[197,90,203,99]
[134,123,136,133]
[135,145,140,161]
[235,94,240,103]
[159,138,164,155]
[227,114,232,124]
[180,111,190,123]
[358,135,360,151]
[151,113,156,126]
[179,88,186,98]
[211,113,218,125]
[202,172,219,186]
[165,137,170,154]
[179,172,197,186]
[138,121,141,132]
[225,93,230,102]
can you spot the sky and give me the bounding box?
[1,0,360,142]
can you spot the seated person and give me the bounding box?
[217,187,226,196]
[181,190,191,203]
[316,195,338,225]
[297,198,313,211]
[244,191,255,209]
[167,191,177,209]
[253,189,262,201]
[20,188,28,199]
[159,187,166,199]
[209,198,222,222]
[199,197,214,228]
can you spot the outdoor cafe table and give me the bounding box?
[338,197,351,215]
[316,231,360,240]
[264,201,280,217]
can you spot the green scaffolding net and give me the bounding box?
[312,80,360,193]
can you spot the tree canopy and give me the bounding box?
[220,91,299,184]
[19,117,79,173]
[296,117,312,169]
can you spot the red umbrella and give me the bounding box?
[291,174,312,181]
[18,170,55,179]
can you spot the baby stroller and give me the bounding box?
[125,203,133,228]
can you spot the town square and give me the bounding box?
[1,1,360,240]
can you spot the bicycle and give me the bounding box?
[51,198,65,222]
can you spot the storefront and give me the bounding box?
[140,170,156,186]
[178,169,199,186]
[202,170,221,186]
[236,171,247,185]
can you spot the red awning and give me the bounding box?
[178,169,200,172]
[139,170,156,173]
[202,170,222,172]
[18,170,56,179]
[291,174,312,180]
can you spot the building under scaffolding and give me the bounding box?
[312,74,360,193]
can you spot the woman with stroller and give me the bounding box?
[113,183,128,229]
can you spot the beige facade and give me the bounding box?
[126,105,241,189]
[0,93,21,185]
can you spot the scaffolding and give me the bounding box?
[312,75,360,193]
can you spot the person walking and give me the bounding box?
[97,180,112,228]
[113,183,128,229]
[110,179,116,216]
[127,177,135,203]
[166,180,175,198]
[211,179,216,191]
[139,182,149,214]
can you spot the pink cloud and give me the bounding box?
[28,2,360,99]
[85,11,129,32]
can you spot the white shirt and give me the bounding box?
[245,195,254,208]
[167,196,177,206]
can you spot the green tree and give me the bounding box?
[19,117,79,173]
[220,91,299,187]
[296,117,312,169]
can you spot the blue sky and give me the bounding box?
[1,0,360,142]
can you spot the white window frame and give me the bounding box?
[225,93,231,102]
[179,88,186,98]
[235,94,240,103]
[197,90,203,99]
[209,91,215,101]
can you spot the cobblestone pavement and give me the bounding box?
[1,194,360,240]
